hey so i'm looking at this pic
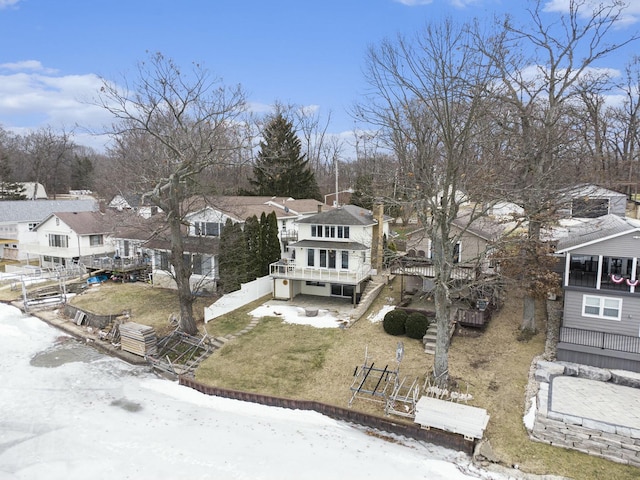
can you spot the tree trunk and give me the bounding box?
[168,195,198,336]
[433,281,451,388]
[522,294,536,332]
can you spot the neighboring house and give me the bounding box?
[186,196,326,253]
[108,194,159,218]
[269,204,391,303]
[23,211,116,269]
[555,214,640,372]
[560,184,627,218]
[0,199,97,261]
[109,196,325,293]
[394,210,507,294]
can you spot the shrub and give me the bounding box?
[383,309,407,336]
[405,312,431,339]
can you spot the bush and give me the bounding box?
[383,309,407,336]
[405,312,431,339]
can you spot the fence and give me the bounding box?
[178,376,475,455]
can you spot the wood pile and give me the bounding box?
[119,322,157,356]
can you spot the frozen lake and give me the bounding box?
[0,303,506,479]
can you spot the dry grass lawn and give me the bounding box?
[5,275,638,479]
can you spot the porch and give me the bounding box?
[269,260,370,284]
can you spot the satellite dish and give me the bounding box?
[284,206,289,212]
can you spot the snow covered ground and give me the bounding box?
[0,303,511,480]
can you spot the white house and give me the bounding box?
[108,194,159,218]
[0,199,97,261]
[23,211,116,269]
[269,204,391,303]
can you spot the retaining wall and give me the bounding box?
[531,360,640,468]
[179,376,475,455]
[63,304,118,329]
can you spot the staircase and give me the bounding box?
[423,323,438,355]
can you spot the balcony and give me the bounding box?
[269,259,370,284]
[390,260,476,281]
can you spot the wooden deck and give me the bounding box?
[414,396,490,440]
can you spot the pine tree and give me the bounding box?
[218,219,248,293]
[250,113,321,200]
[350,174,374,210]
[244,215,262,281]
[263,211,282,275]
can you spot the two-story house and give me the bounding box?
[0,199,97,261]
[24,211,116,269]
[555,214,640,372]
[270,204,390,304]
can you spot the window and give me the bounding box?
[341,251,349,269]
[582,295,622,320]
[89,235,103,246]
[195,222,223,236]
[49,234,68,248]
[320,249,327,268]
[341,226,350,239]
[307,248,315,267]
[305,281,325,287]
[28,223,37,231]
[324,226,335,238]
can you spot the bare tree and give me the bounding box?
[482,0,638,331]
[356,19,500,386]
[21,126,75,198]
[96,53,247,335]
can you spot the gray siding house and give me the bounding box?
[555,214,640,372]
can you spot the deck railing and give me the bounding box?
[559,326,640,354]
[269,260,370,284]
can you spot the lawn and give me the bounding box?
[9,275,639,479]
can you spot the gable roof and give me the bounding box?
[297,204,387,226]
[36,211,116,235]
[186,196,326,222]
[555,214,640,253]
[0,199,97,223]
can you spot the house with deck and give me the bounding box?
[23,210,117,269]
[555,214,640,372]
[270,204,390,303]
[393,210,507,294]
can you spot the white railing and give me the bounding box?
[269,261,370,284]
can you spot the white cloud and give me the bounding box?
[0,64,116,151]
[543,0,640,26]
[393,0,434,6]
[0,0,20,9]
[0,60,57,73]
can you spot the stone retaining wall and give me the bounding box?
[531,360,640,468]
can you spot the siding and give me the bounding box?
[563,289,640,337]
[569,232,640,257]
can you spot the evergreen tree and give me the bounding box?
[244,215,262,281]
[70,154,94,190]
[262,212,282,275]
[250,113,321,200]
[350,174,374,210]
[218,219,248,293]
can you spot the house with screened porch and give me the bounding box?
[555,214,640,373]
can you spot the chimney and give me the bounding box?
[317,204,323,213]
[372,204,385,271]
[98,198,106,213]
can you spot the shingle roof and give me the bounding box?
[0,199,97,223]
[47,211,115,235]
[555,214,640,252]
[297,204,381,226]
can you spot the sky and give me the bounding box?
[0,0,639,156]
[0,302,514,480]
